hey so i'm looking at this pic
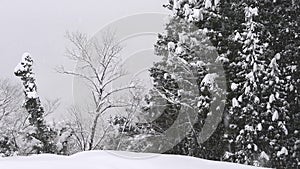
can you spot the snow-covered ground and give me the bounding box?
[0,151,268,169]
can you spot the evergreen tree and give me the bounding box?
[145,7,226,158]
[258,1,300,167]
[109,1,299,167]
[151,0,300,167]
[225,5,268,166]
[14,53,61,154]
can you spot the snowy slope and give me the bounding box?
[0,151,268,169]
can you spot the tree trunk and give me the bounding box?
[88,113,101,150]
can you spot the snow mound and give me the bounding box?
[0,150,268,169]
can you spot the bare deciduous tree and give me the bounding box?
[0,79,23,122]
[0,79,26,134]
[58,31,137,151]
[0,78,27,155]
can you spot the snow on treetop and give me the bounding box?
[245,7,258,18]
[274,53,281,60]
[22,52,32,59]
[14,52,33,76]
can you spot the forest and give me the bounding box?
[0,0,299,168]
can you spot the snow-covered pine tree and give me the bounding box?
[107,0,298,167]
[150,18,203,156]
[108,14,226,156]
[157,0,245,161]
[14,53,57,154]
[218,1,300,167]
[257,1,300,167]
[134,0,227,159]
[158,0,299,168]
[261,52,291,167]
[225,4,271,166]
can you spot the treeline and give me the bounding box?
[109,0,300,168]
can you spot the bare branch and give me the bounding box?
[60,30,137,150]
[43,98,60,117]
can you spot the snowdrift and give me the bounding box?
[0,151,268,169]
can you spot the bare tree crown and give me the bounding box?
[59,30,137,151]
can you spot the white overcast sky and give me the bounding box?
[0,0,167,117]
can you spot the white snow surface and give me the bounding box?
[0,150,267,169]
